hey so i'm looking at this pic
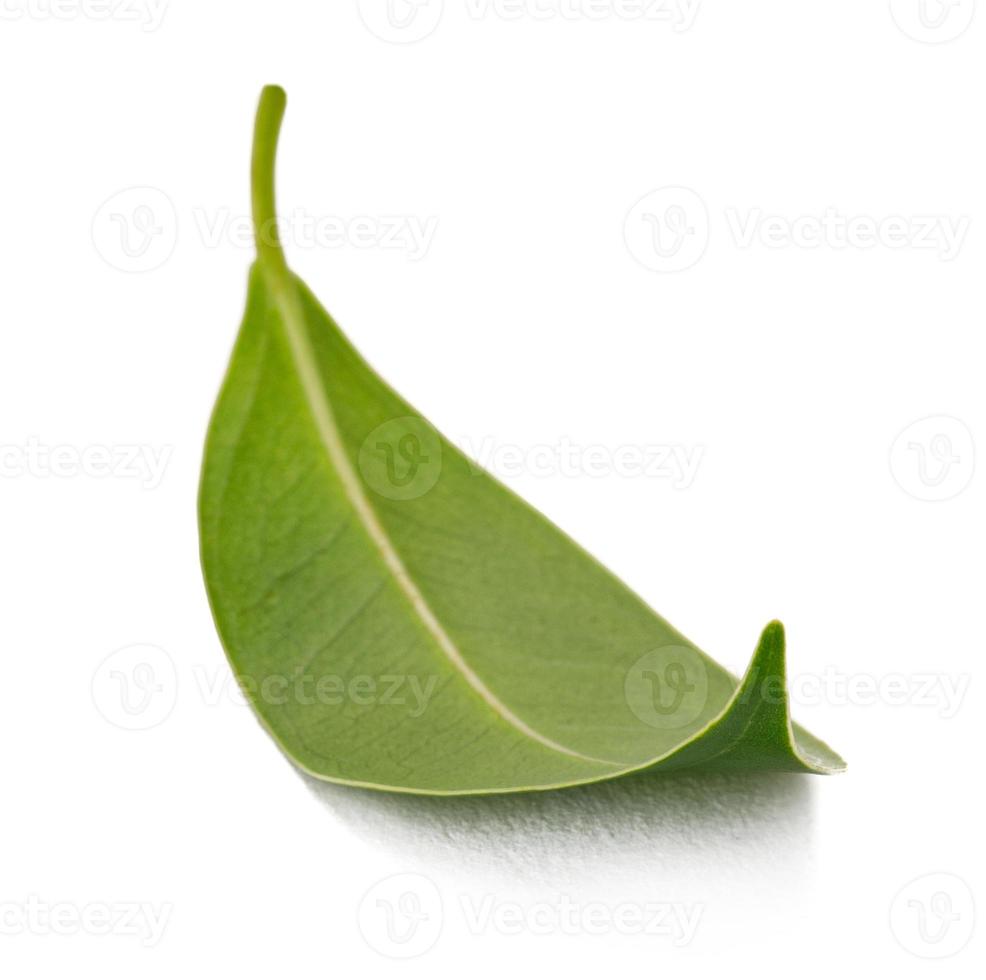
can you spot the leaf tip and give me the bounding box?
[755,619,786,668]
[760,618,785,644]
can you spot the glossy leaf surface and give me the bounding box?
[199,87,845,794]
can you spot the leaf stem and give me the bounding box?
[251,85,288,272]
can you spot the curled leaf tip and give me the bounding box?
[758,619,786,655]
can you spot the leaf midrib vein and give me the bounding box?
[265,267,618,768]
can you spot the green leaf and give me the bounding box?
[199,86,846,795]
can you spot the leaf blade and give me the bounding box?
[198,87,845,795]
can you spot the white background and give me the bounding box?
[1,1,982,976]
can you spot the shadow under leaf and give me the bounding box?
[302,768,816,892]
